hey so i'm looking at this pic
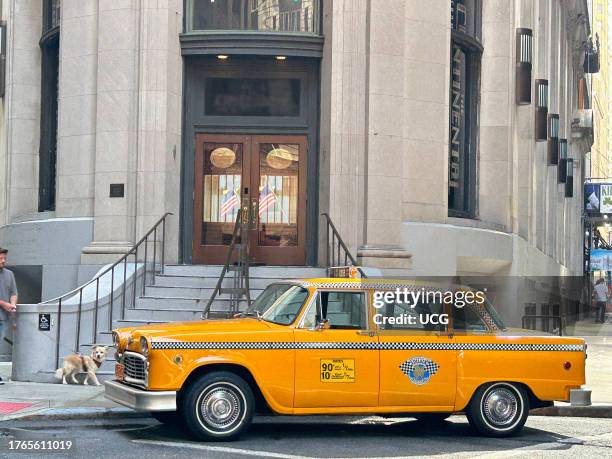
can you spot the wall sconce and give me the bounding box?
[558,139,567,183]
[565,158,573,198]
[547,114,559,165]
[516,28,532,104]
[535,79,548,141]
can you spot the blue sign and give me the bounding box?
[585,183,601,212]
[591,249,612,271]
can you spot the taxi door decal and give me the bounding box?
[399,357,440,385]
[320,358,355,383]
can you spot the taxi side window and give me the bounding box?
[301,295,318,328]
[453,305,487,332]
[320,291,366,329]
[382,301,445,331]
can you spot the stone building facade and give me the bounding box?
[0,0,594,302]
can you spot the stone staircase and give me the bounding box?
[76,264,326,379]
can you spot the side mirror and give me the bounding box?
[317,318,331,330]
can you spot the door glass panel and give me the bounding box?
[258,143,299,247]
[201,142,243,246]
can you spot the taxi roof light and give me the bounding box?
[327,266,361,278]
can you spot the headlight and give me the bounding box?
[140,336,149,356]
[112,332,120,349]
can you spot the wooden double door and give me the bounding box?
[193,134,307,265]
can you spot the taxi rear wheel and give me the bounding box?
[182,371,254,441]
[466,382,529,437]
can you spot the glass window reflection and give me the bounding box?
[189,0,320,34]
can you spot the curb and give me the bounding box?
[9,405,612,421]
[531,405,612,418]
[15,407,150,421]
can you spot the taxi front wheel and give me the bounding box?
[466,382,529,437]
[182,371,254,441]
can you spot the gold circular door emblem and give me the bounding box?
[266,148,294,170]
[210,147,236,169]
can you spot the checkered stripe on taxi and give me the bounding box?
[151,341,584,352]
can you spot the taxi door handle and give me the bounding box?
[357,330,375,337]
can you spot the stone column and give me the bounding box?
[357,0,412,269]
[3,0,42,222]
[318,0,368,263]
[81,0,140,263]
[480,0,512,230]
[56,0,98,218]
[134,0,182,264]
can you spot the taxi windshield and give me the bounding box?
[248,283,309,325]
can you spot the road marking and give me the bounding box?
[131,439,316,458]
[473,442,564,458]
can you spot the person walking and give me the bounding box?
[0,247,17,385]
[593,277,608,324]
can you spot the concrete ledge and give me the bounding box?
[357,245,412,269]
[16,407,149,421]
[531,404,612,418]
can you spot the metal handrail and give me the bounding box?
[321,213,367,278]
[202,209,243,319]
[48,212,173,367]
[521,314,564,336]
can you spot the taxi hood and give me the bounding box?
[119,317,276,341]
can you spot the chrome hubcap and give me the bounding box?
[483,387,519,427]
[200,385,241,431]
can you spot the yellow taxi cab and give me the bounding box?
[105,274,588,441]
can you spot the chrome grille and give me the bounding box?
[123,352,147,386]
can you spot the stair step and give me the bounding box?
[115,319,170,325]
[153,276,278,289]
[136,296,248,310]
[163,265,326,278]
[141,285,263,299]
[219,288,248,295]
[124,308,203,322]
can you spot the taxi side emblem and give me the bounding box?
[399,357,439,385]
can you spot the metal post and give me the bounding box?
[143,235,148,296]
[92,278,99,344]
[132,247,138,308]
[152,227,157,285]
[161,216,166,274]
[326,221,330,267]
[75,289,83,352]
[109,268,114,330]
[122,259,127,320]
[55,297,62,368]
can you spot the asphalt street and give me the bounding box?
[1,414,611,458]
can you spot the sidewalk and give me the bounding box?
[0,362,128,421]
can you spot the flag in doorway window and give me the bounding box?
[259,184,277,216]
[220,189,240,218]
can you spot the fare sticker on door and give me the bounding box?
[320,359,355,383]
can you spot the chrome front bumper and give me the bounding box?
[104,380,177,412]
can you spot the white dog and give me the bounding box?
[54,345,108,386]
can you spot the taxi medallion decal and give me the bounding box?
[399,357,440,386]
